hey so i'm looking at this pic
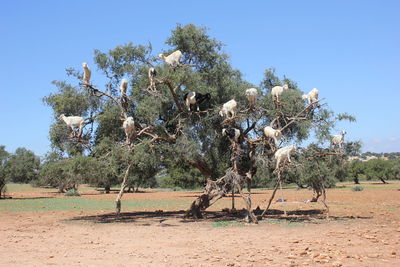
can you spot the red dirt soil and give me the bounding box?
[2,184,400,266]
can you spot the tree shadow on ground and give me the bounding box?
[93,189,150,194]
[178,191,268,198]
[256,209,372,223]
[68,208,372,225]
[3,196,56,200]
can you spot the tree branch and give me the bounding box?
[160,78,184,113]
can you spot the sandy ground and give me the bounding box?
[1,183,400,266]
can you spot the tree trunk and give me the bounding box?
[185,169,258,223]
[353,177,360,184]
[186,170,235,218]
[0,183,4,199]
[115,164,132,216]
[185,178,228,218]
[311,191,322,202]
[231,189,235,210]
[261,177,281,217]
[105,185,111,194]
[238,179,258,223]
[380,178,388,184]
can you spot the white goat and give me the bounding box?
[245,88,258,107]
[331,130,347,149]
[120,79,128,95]
[123,117,136,144]
[158,50,183,67]
[148,67,157,90]
[271,84,289,102]
[59,114,85,137]
[219,99,237,118]
[274,145,296,170]
[82,62,91,85]
[302,88,319,106]
[263,126,283,146]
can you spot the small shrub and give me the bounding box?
[64,188,80,196]
[351,186,364,192]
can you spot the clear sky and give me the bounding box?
[0,0,399,156]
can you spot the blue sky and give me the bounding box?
[0,0,399,156]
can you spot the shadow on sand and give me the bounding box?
[256,209,372,223]
[68,208,372,226]
[1,196,56,200]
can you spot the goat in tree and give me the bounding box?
[122,117,136,145]
[219,99,238,118]
[82,62,91,86]
[119,78,129,111]
[120,79,128,95]
[222,128,241,143]
[245,88,258,108]
[271,83,289,106]
[331,130,347,149]
[274,144,296,171]
[158,50,183,68]
[263,126,283,147]
[183,92,211,111]
[59,114,85,138]
[302,88,319,107]
[148,67,157,90]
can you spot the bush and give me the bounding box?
[64,188,80,196]
[351,186,364,192]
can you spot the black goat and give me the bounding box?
[222,128,241,142]
[183,92,211,111]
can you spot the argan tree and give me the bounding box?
[44,24,356,220]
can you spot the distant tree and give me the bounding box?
[82,138,123,193]
[0,146,9,198]
[162,160,203,189]
[389,159,400,179]
[364,159,391,184]
[126,141,160,192]
[37,153,95,193]
[3,148,40,183]
[346,160,365,184]
[37,160,67,192]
